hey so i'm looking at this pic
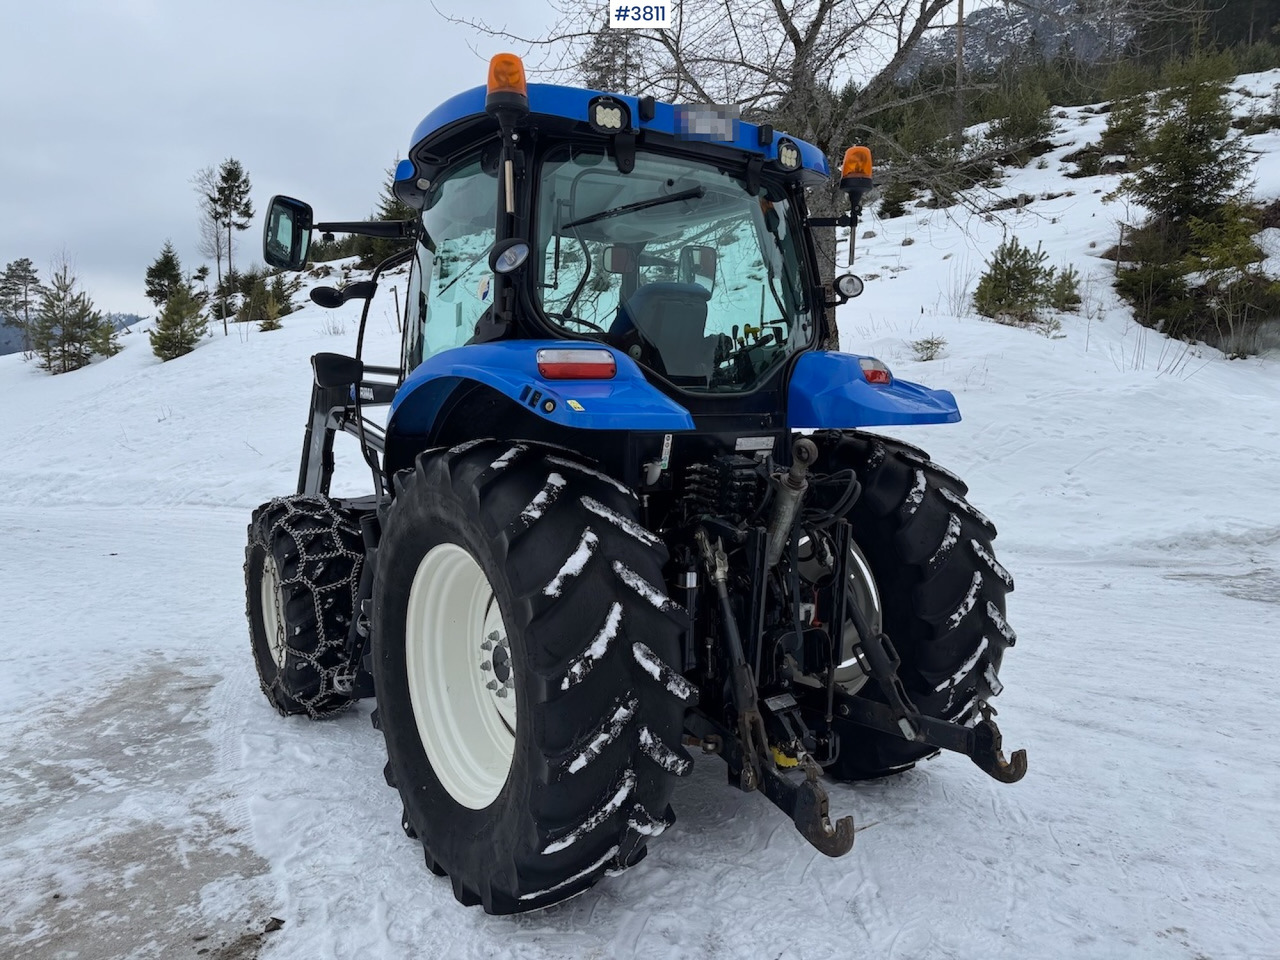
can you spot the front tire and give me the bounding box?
[244,496,365,718]
[814,431,1017,780]
[371,441,694,913]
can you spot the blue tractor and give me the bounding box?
[245,54,1025,913]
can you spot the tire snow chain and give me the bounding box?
[269,496,366,717]
[693,526,856,858]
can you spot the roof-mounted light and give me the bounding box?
[537,348,617,380]
[486,53,529,116]
[776,138,801,171]
[588,96,630,134]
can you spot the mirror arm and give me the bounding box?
[313,220,416,239]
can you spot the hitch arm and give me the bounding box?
[833,694,1027,783]
[838,570,1028,784]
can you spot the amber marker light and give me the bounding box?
[486,53,529,115]
[840,145,873,195]
[841,146,872,180]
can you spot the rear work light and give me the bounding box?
[537,348,617,380]
[859,357,892,385]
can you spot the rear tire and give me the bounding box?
[371,440,695,913]
[244,496,365,718]
[814,431,1016,780]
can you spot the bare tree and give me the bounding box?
[193,165,231,335]
[444,0,1201,347]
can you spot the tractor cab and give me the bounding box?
[396,77,824,398]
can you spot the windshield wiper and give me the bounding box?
[436,246,491,298]
[562,186,706,230]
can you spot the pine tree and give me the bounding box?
[144,240,184,307]
[149,282,208,361]
[208,159,255,320]
[580,23,645,92]
[986,75,1054,153]
[357,162,417,267]
[31,263,119,374]
[1114,54,1250,223]
[259,292,283,332]
[192,265,210,306]
[269,272,301,316]
[1182,206,1280,357]
[1099,93,1147,158]
[0,258,45,356]
[238,276,270,325]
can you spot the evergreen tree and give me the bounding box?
[259,292,283,332]
[144,240,184,307]
[974,237,1079,328]
[580,21,645,92]
[1114,54,1250,222]
[1099,92,1147,157]
[192,265,210,306]
[985,75,1054,153]
[237,276,270,325]
[357,162,417,267]
[0,258,45,356]
[209,159,255,318]
[149,282,208,361]
[31,263,118,374]
[269,272,302,316]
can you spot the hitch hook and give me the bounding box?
[970,718,1028,784]
[761,762,855,857]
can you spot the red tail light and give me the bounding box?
[859,357,892,385]
[537,348,617,380]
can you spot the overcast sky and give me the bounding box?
[0,0,558,316]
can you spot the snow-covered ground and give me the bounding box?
[3,74,1280,960]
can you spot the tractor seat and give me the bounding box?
[610,282,715,380]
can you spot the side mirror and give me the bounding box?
[263,196,314,271]
[679,245,717,288]
[602,246,637,273]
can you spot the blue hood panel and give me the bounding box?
[787,352,961,429]
[387,341,696,436]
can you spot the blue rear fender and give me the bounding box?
[386,341,696,439]
[787,351,961,429]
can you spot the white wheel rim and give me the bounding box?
[261,554,287,667]
[405,542,517,809]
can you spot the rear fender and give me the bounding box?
[385,341,696,440]
[787,352,961,429]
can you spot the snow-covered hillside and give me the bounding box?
[2,75,1279,960]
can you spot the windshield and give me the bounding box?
[535,145,815,392]
[403,153,497,371]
